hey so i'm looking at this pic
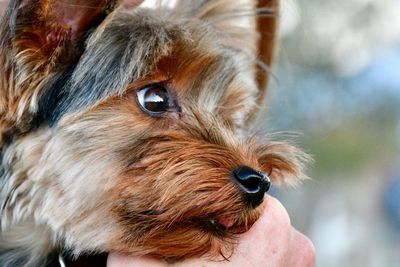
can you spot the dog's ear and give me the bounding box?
[175,0,279,121]
[2,0,131,65]
[253,0,278,118]
[0,0,141,138]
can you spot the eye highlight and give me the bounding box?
[136,84,172,116]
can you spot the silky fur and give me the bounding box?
[0,0,310,266]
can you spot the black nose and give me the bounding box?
[232,166,271,208]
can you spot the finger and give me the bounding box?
[107,253,167,267]
[232,195,293,266]
[173,196,294,267]
[287,229,316,267]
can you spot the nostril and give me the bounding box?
[233,166,270,193]
[232,166,271,208]
[237,174,262,193]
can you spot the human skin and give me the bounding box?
[107,196,316,267]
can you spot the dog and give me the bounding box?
[0,0,310,266]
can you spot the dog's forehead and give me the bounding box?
[44,9,257,125]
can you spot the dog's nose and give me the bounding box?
[232,166,271,208]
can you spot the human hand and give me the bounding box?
[107,195,315,267]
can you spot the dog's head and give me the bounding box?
[0,0,309,262]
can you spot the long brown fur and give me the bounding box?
[0,0,310,266]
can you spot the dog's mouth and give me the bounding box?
[200,215,254,235]
[139,209,258,235]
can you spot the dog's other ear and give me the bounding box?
[174,0,279,121]
[254,0,278,118]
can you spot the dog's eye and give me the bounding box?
[137,85,171,115]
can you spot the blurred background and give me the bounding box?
[266,0,400,266]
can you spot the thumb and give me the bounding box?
[107,253,168,267]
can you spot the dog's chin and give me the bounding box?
[64,211,260,266]
[67,217,252,265]
[103,204,263,261]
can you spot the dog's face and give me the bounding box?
[0,0,308,263]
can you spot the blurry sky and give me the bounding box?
[265,1,400,266]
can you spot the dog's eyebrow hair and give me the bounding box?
[188,55,238,109]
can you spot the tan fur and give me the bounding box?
[0,0,310,266]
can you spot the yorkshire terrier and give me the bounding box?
[0,0,309,266]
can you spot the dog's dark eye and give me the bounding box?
[137,85,171,115]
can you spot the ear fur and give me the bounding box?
[254,0,278,116]
[0,0,129,144]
